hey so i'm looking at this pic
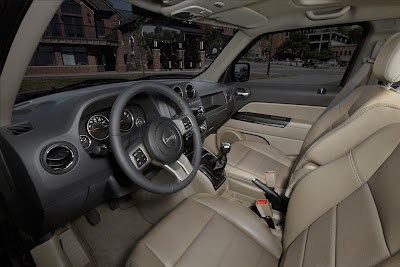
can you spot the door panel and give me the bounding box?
[218,101,326,156]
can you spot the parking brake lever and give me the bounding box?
[252,179,287,212]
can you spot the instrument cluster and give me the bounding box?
[79,105,145,154]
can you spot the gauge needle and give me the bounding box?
[90,128,99,132]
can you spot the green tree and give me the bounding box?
[204,27,223,54]
[338,26,351,36]
[276,32,310,59]
[319,49,335,60]
[348,27,363,44]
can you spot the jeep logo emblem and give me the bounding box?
[162,130,176,147]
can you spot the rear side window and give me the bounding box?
[237,24,365,86]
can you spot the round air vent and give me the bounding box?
[41,142,78,174]
[173,86,183,98]
[185,83,197,99]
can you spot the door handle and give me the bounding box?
[236,92,249,97]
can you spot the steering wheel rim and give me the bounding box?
[109,81,202,194]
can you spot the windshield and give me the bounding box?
[18,0,234,101]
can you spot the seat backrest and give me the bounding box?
[281,122,400,266]
[291,32,400,173]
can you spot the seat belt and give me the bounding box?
[320,39,386,116]
[321,59,374,116]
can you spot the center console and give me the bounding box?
[199,143,231,190]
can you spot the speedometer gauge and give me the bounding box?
[120,109,134,131]
[87,115,109,140]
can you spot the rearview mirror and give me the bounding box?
[140,25,185,43]
[233,63,250,82]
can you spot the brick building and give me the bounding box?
[330,44,357,62]
[248,32,287,59]
[26,0,126,75]
[119,13,208,71]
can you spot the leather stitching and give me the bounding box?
[190,196,281,258]
[334,205,337,267]
[173,212,216,266]
[241,142,293,167]
[349,151,363,185]
[299,102,400,169]
[366,183,392,257]
[301,228,309,267]
[130,242,166,267]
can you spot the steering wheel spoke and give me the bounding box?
[159,155,193,181]
[109,81,201,194]
[127,139,152,170]
[173,114,194,135]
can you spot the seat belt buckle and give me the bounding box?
[265,171,276,187]
[256,199,273,218]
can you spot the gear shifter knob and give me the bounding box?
[221,142,231,155]
[212,142,231,177]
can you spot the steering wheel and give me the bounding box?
[109,81,202,194]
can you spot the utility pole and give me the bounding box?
[267,34,273,75]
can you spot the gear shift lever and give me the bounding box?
[213,142,231,177]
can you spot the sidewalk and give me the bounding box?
[23,69,203,80]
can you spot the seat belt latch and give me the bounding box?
[265,171,276,187]
[256,199,273,218]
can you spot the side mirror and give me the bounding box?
[233,63,250,82]
[140,25,185,43]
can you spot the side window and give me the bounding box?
[236,25,364,86]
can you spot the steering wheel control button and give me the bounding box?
[181,117,192,130]
[133,148,148,167]
[136,117,145,127]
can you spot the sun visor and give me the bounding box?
[293,0,348,6]
[209,7,268,29]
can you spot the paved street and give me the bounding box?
[23,60,345,86]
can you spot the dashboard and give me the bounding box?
[0,79,233,236]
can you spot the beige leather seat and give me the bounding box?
[127,122,400,266]
[227,32,400,194]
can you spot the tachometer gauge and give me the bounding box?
[80,135,91,149]
[120,109,134,131]
[87,115,109,140]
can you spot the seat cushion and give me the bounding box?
[126,193,282,267]
[226,141,294,189]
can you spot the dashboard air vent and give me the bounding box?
[185,83,197,99]
[173,86,183,98]
[7,122,33,136]
[41,143,77,174]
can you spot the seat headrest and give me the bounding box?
[373,32,400,84]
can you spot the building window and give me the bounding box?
[340,50,343,56]
[61,0,82,15]
[349,50,352,56]
[96,20,105,37]
[344,50,347,56]
[29,45,56,66]
[61,46,88,65]
[63,16,85,38]
[129,36,135,55]
[44,15,61,37]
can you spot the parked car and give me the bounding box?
[302,61,315,67]
[314,61,330,68]
[327,59,338,66]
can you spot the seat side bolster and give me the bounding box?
[298,102,400,170]
[190,193,283,259]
